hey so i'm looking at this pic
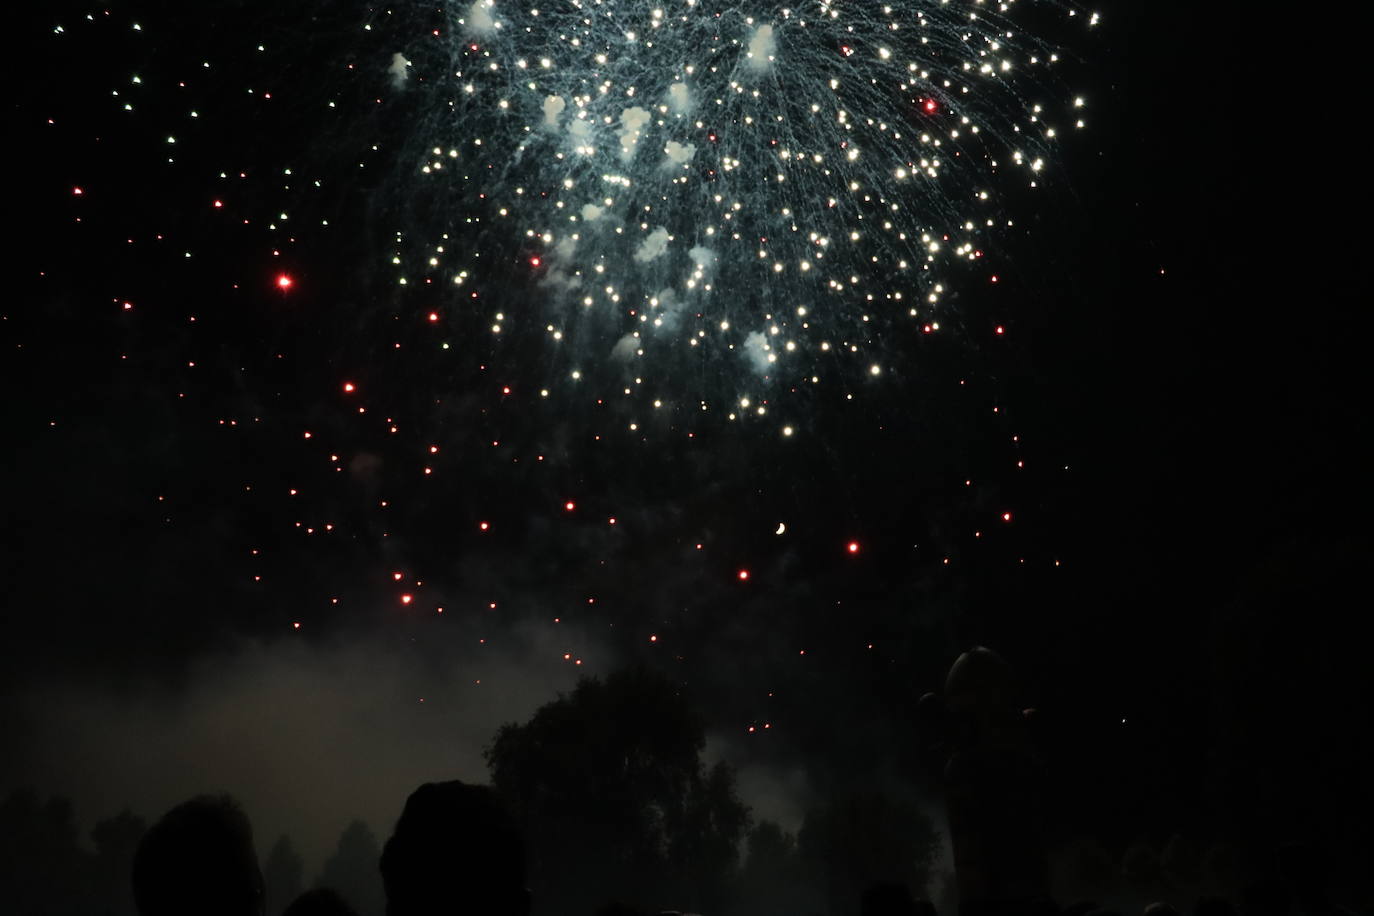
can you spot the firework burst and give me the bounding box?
[381,0,1095,431]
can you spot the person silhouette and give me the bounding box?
[918,648,1054,916]
[131,794,264,916]
[379,781,529,916]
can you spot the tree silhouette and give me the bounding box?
[264,833,305,916]
[798,791,941,916]
[0,789,97,914]
[486,667,750,915]
[91,809,147,916]
[735,819,816,916]
[0,791,152,915]
[317,820,384,916]
[669,760,750,911]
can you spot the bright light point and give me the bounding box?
[1002,511,1013,522]
[564,501,576,511]
[276,274,294,290]
[775,523,786,535]
[479,521,490,530]
[847,541,860,554]
[342,382,356,393]
[400,594,413,605]
[737,569,750,581]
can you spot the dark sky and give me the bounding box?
[6,0,1369,884]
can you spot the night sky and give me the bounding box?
[6,0,1370,900]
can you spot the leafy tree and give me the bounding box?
[317,820,384,916]
[746,820,797,875]
[799,791,941,916]
[0,790,97,914]
[91,809,147,916]
[734,820,816,916]
[486,667,750,915]
[264,833,305,915]
[670,760,750,910]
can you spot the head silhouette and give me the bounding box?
[131,794,263,916]
[380,781,528,916]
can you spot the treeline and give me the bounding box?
[0,791,390,916]
[0,667,947,916]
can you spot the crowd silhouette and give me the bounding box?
[3,651,1366,916]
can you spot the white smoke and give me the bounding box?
[746,25,776,70]
[388,52,411,89]
[542,94,566,127]
[465,0,497,35]
[610,333,640,361]
[664,140,695,167]
[667,82,692,114]
[744,330,775,374]
[617,106,652,161]
[634,227,672,263]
